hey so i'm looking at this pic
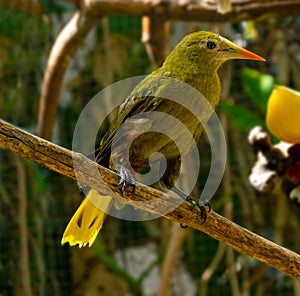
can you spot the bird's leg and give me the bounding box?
[110,115,153,196]
[116,164,136,195]
[172,187,210,223]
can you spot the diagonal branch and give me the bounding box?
[0,118,299,279]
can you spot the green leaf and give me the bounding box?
[221,101,266,132]
[242,68,275,113]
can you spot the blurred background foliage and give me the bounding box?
[222,68,276,133]
[0,1,300,296]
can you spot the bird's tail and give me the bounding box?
[61,189,112,247]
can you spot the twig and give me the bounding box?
[157,224,187,296]
[199,242,226,296]
[142,16,169,68]
[0,118,300,279]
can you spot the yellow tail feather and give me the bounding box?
[61,189,112,247]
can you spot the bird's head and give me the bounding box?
[165,31,265,73]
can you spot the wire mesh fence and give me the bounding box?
[0,2,299,295]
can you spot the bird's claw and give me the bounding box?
[116,165,136,195]
[186,196,210,223]
[172,187,211,227]
[180,196,211,228]
[198,200,211,223]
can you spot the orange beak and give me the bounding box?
[223,38,266,61]
[237,46,266,61]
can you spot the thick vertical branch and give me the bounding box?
[37,11,97,140]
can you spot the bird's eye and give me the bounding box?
[207,41,216,50]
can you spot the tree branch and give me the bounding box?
[0,0,43,15]
[83,0,300,22]
[0,119,299,278]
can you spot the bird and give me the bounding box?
[61,31,265,247]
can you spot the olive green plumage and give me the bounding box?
[62,31,264,247]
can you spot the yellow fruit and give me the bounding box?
[266,86,300,143]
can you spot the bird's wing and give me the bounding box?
[95,74,164,164]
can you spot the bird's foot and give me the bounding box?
[116,165,136,195]
[198,199,211,223]
[181,197,210,226]
[172,187,210,226]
